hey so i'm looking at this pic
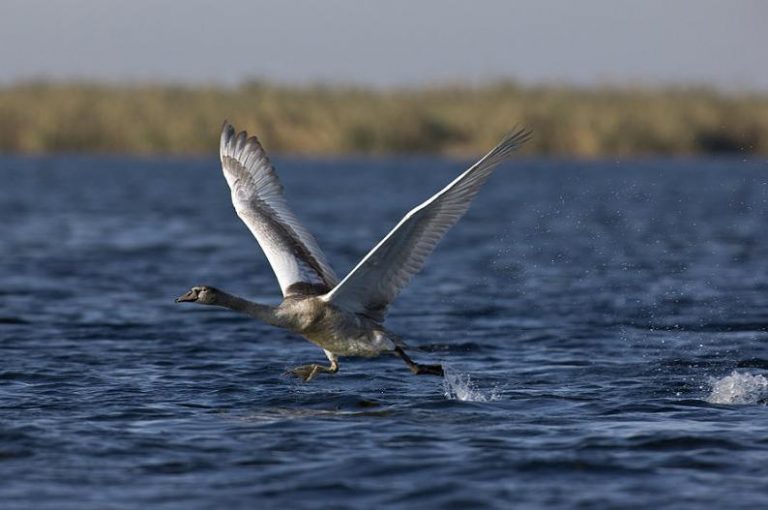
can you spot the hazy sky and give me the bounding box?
[1,0,765,90]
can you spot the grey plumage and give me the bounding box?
[177,122,530,381]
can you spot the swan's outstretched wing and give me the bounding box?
[220,122,338,297]
[322,128,531,321]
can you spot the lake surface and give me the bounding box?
[2,154,768,509]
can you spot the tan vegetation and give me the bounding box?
[1,81,767,156]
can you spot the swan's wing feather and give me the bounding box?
[323,127,531,321]
[220,122,338,296]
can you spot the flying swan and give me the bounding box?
[176,122,531,381]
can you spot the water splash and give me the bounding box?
[442,368,500,402]
[707,371,768,405]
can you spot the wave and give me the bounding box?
[706,371,768,405]
[442,367,500,402]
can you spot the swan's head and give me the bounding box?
[175,285,218,305]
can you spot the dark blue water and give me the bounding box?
[2,154,768,509]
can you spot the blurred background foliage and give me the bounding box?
[1,80,766,157]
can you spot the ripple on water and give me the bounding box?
[5,156,768,509]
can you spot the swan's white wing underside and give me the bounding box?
[220,122,338,297]
[322,128,531,322]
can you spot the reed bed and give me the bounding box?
[2,81,766,156]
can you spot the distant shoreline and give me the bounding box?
[1,81,766,156]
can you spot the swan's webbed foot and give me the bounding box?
[412,363,445,376]
[286,363,337,382]
[394,347,444,377]
[286,351,339,382]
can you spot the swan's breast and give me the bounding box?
[276,297,326,332]
[282,299,395,356]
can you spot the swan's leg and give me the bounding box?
[394,347,444,377]
[287,350,339,382]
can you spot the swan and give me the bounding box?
[176,122,531,381]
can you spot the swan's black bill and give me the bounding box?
[175,290,198,303]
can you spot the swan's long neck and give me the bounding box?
[212,290,285,327]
